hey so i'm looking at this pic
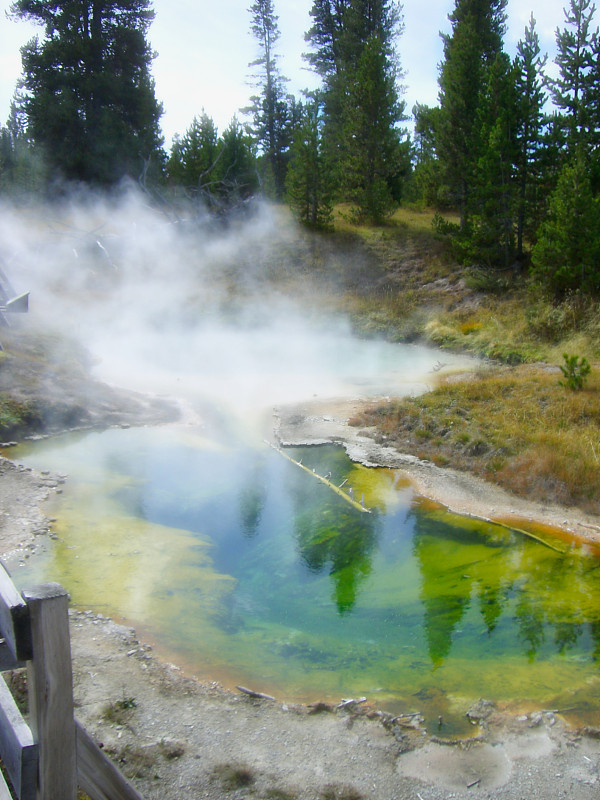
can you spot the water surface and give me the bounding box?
[11,425,600,734]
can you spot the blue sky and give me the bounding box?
[0,0,581,147]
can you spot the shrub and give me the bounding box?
[559,353,591,391]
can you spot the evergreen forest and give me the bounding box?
[2,0,600,299]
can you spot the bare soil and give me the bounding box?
[1,346,600,798]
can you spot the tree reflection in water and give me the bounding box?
[13,430,600,715]
[412,509,600,667]
[285,446,381,614]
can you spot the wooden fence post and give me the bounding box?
[22,584,77,800]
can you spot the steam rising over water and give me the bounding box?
[1,191,472,415]
[6,193,600,731]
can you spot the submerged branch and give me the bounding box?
[266,441,371,514]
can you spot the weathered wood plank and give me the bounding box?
[0,565,31,662]
[0,675,37,800]
[22,583,77,800]
[76,722,144,800]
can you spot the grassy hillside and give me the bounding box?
[334,205,600,364]
[336,206,600,512]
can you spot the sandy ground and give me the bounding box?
[1,400,600,799]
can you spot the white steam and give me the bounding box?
[0,188,472,426]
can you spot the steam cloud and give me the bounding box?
[0,187,471,433]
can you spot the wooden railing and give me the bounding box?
[0,563,143,800]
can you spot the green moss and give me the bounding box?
[0,394,43,439]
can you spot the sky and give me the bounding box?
[0,0,584,148]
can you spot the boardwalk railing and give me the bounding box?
[0,563,142,800]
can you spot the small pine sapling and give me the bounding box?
[559,353,591,390]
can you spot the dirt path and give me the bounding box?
[1,404,600,799]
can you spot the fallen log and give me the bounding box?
[235,686,276,701]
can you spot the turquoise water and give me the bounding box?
[10,425,600,733]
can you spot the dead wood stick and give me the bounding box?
[235,685,276,701]
[467,778,481,788]
[337,697,367,708]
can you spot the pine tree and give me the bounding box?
[305,0,406,221]
[531,156,600,294]
[573,8,600,191]
[246,0,295,198]
[167,112,219,198]
[214,118,259,204]
[286,95,333,228]
[304,0,354,176]
[411,103,450,207]
[0,93,46,195]
[514,15,548,258]
[436,0,507,230]
[168,115,258,212]
[11,0,163,185]
[341,32,405,220]
[469,53,519,266]
[304,0,353,80]
[550,0,597,154]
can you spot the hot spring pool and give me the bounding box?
[9,425,600,734]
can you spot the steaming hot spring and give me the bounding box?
[4,197,600,735]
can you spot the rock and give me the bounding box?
[466,699,495,724]
[582,726,600,739]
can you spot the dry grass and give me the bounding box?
[210,762,256,791]
[102,696,137,725]
[329,205,600,366]
[424,297,543,364]
[350,364,600,512]
[424,292,600,365]
[320,785,365,800]
[328,207,600,512]
[261,789,300,800]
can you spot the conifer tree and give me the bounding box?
[304,0,353,173]
[168,112,219,194]
[412,103,449,207]
[214,118,259,204]
[529,0,600,296]
[305,0,406,221]
[469,52,519,266]
[549,0,597,154]
[436,0,507,230]
[11,0,163,185]
[514,15,548,258]
[0,93,46,194]
[286,95,333,228]
[169,115,258,211]
[304,0,353,79]
[341,32,405,220]
[531,156,600,294]
[246,0,295,198]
